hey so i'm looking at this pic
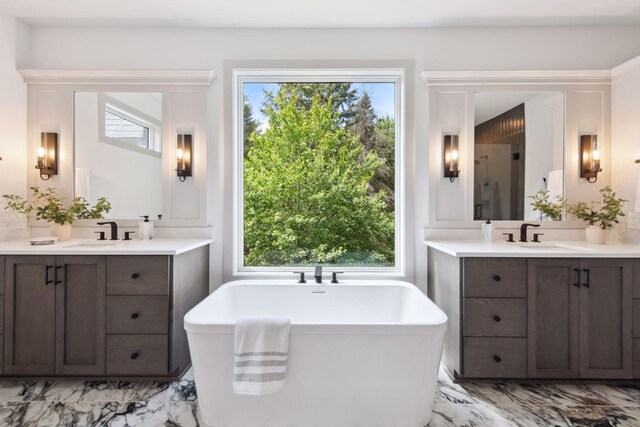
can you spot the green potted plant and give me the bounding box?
[2,187,111,241]
[567,185,627,244]
[528,190,565,221]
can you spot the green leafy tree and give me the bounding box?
[263,83,357,125]
[243,96,260,156]
[244,85,394,266]
[346,93,395,210]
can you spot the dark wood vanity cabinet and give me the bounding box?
[528,258,632,379]
[428,249,638,380]
[4,255,106,376]
[1,245,209,379]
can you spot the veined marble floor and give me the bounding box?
[0,367,638,426]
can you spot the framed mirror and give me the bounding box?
[473,92,564,221]
[74,92,164,219]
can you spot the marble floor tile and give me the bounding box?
[0,367,635,426]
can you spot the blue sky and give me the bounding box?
[244,82,395,127]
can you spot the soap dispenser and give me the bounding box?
[482,219,495,243]
[139,216,154,240]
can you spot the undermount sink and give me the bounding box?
[66,242,120,248]
[515,242,594,252]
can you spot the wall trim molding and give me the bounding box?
[612,54,640,80]
[18,69,215,86]
[420,70,612,86]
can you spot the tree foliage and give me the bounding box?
[346,93,395,209]
[243,96,260,156]
[244,84,394,266]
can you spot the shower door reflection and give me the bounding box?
[473,92,564,221]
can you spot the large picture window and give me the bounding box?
[234,70,404,273]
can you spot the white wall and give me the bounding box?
[612,55,640,243]
[0,11,28,240]
[13,25,640,291]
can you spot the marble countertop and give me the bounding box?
[424,240,640,258]
[0,238,212,256]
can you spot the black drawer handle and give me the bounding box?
[130,352,139,360]
[582,269,590,289]
[493,275,501,282]
[45,265,53,285]
[493,315,501,322]
[55,265,62,286]
[131,273,140,280]
[131,312,140,319]
[493,355,502,363]
[574,268,581,288]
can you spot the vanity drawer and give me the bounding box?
[107,296,169,334]
[463,258,526,298]
[106,335,168,376]
[463,337,527,378]
[107,256,170,296]
[633,300,640,338]
[464,298,526,337]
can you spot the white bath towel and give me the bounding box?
[547,169,563,200]
[75,167,92,201]
[234,317,291,396]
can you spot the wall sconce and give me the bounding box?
[443,134,460,183]
[176,133,193,182]
[580,135,601,183]
[35,132,58,181]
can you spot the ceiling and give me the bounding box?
[1,0,640,27]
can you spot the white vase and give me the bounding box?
[52,224,72,241]
[585,225,608,245]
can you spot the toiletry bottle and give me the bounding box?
[482,219,495,243]
[139,216,154,241]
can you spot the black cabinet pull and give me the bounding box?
[55,265,62,285]
[130,352,139,360]
[45,265,53,285]
[131,312,140,319]
[582,269,590,288]
[493,315,501,322]
[493,275,501,282]
[131,273,140,280]
[573,268,581,288]
[493,355,502,363]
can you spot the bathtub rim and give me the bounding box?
[184,279,448,335]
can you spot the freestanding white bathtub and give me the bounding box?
[184,280,447,427]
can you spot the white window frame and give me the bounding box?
[232,69,405,276]
[98,93,162,157]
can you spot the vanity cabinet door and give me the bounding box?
[55,256,107,376]
[527,259,580,378]
[579,259,633,379]
[4,256,57,375]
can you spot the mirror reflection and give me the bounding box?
[74,92,163,219]
[473,92,564,221]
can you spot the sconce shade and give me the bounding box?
[36,132,58,180]
[580,135,601,183]
[443,134,460,182]
[176,133,193,182]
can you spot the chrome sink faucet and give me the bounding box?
[519,223,540,242]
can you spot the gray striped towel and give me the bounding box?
[233,317,291,395]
